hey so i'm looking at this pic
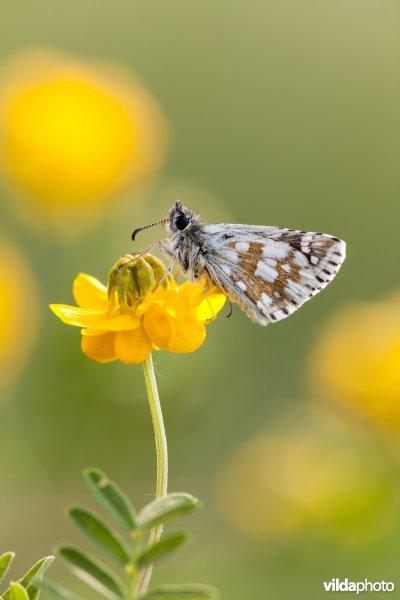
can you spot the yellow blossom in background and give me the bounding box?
[0,237,40,390]
[50,254,225,364]
[0,50,168,237]
[308,292,400,430]
[217,409,393,541]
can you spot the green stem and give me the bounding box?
[136,353,168,598]
[127,532,142,600]
[127,561,137,600]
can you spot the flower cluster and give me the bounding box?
[217,408,392,541]
[0,237,39,388]
[50,254,226,364]
[0,50,167,237]
[309,292,400,429]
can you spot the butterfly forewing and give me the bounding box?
[203,225,346,325]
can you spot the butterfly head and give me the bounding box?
[166,201,195,234]
[131,201,197,241]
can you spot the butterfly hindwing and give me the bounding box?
[203,225,346,325]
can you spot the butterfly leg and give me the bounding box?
[203,263,233,317]
[118,241,160,268]
[226,300,233,318]
[159,239,175,258]
[149,239,182,289]
[153,256,177,290]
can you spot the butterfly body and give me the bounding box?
[143,201,346,326]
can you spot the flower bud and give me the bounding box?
[108,254,170,308]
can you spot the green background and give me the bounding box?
[1,1,399,598]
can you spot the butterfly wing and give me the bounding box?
[202,224,346,325]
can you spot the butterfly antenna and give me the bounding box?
[131,218,168,241]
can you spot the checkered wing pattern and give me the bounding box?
[203,224,346,325]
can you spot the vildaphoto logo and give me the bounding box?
[323,579,395,594]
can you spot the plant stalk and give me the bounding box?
[136,353,168,597]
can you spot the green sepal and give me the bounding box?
[39,579,82,600]
[142,584,219,599]
[137,494,199,531]
[137,531,188,568]
[0,553,15,586]
[68,506,131,564]
[83,469,136,532]
[9,584,29,600]
[3,557,54,600]
[57,545,126,599]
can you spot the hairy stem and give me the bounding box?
[136,353,168,597]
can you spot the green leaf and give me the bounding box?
[137,494,200,531]
[3,557,54,600]
[137,531,188,568]
[58,545,126,600]
[27,587,39,600]
[39,579,82,600]
[0,553,15,585]
[142,585,219,599]
[9,584,29,600]
[17,557,54,592]
[83,469,136,531]
[68,506,131,564]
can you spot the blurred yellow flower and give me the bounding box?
[0,50,168,236]
[50,254,225,364]
[309,292,400,429]
[0,237,40,389]
[217,410,392,541]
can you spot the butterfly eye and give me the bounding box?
[175,214,190,230]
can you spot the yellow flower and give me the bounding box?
[0,50,168,237]
[217,409,393,541]
[0,237,40,389]
[308,292,400,430]
[50,254,226,364]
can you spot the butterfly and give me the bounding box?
[131,201,346,325]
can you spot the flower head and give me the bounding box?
[308,292,400,430]
[217,409,393,541]
[50,254,226,364]
[0,50,168,237]
[0,237,40,390]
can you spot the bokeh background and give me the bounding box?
[1,1,400,598]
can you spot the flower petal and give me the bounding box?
[158,288,193,319]
[143,304,174,349]
[195,289,226,321]
[81,332,116,363]
[172,281,226,320]
[168,318,206,353]
[114,326,152,364]
[81,327,108,336]
[73,273,108,309]
[50,304,107,327]
[179,279,208,298]
[89,312,141,332]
